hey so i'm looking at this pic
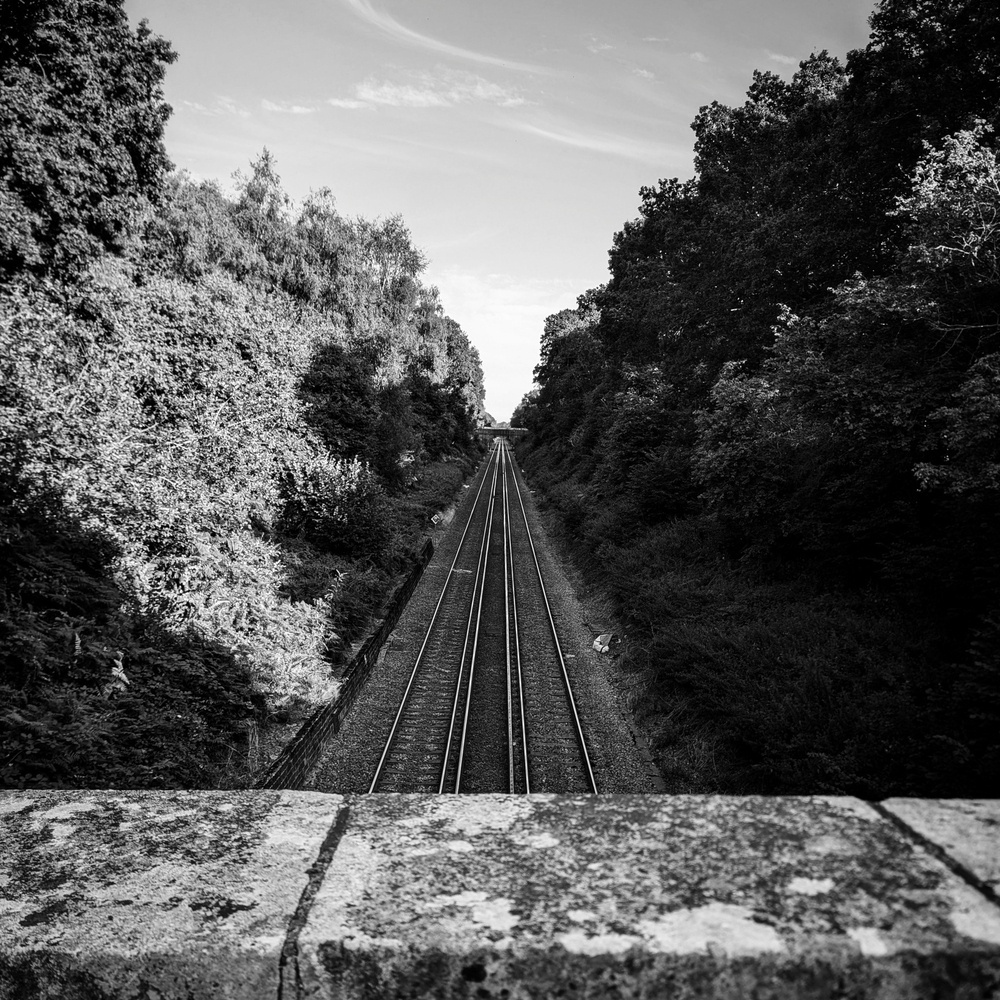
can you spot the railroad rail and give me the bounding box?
[368,440,597,794]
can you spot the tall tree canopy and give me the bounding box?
[0,5,487,789]
[0,0,175,277]
[516,0,1000,796]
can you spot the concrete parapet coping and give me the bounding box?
[2,792,999,999]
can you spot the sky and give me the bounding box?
[124,0,877,420]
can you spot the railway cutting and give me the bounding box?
[305,442,662,794]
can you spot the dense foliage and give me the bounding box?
[1,1,484,788]
[0,0,176,276]
[515,0,1000,797]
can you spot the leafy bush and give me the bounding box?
[0,506,257,788]
[278,454,391,560]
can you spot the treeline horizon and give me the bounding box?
[1,0,486,788]
[515,0,1000,796]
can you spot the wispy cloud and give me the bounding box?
[513,121,680,162]
[642,36,670,43]
[261,99,315,115]
[587,39,614,54]
[342,0,549,74]
[690,51,709,63]
[767,51,800,67]
[182,96,250,119]
[327,97,370,110]
[633,68,655,80]
[356,81,450,108]
[329,69,525,110]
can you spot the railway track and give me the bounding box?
[369,440,597,794]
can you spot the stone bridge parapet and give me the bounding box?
[1,792,998,999]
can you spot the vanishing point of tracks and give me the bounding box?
[369,440,597,794]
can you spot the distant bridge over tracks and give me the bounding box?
[477,426,527,440]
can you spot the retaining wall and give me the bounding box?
[1,791,998,999]
[258,538,434,790]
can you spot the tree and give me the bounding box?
[853,0,1000,141]
[0,0,176,277]
[232,148,290,258]
[444,316,485,417]
[694,120,1000,582]
[899,125,1000,498]
[353,215,426,295]
[514,0,1000,797]
[836,0,1000,263]
[895,124,1000,293]
[298,342,378,459]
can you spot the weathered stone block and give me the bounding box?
[882,798,1000,895]
[3,793,999,999]
[0,790,342,1000]
[298,795,1000,999]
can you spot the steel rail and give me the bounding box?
[367,440,499,793]
[450,441,504,793]
[503,442,531,794]
[439,440,501,793]
[503,443,515,792]
[508,448,598,793]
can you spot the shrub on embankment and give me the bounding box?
[0,1,485,789]
[514,0,1000,798]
